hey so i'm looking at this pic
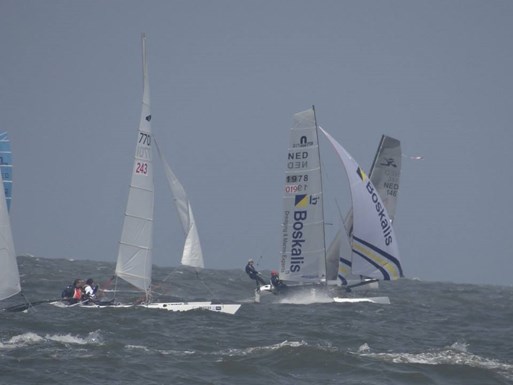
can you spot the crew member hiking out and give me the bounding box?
[245,258,266,292]
[270,270,287,293]
[82,278,99,303]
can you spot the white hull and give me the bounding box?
[141,302,241,314]
[50,300,241,314]
[50,301,133,309]
[255,285,389,305]
[254,284,273,303]
[332,296,390,304]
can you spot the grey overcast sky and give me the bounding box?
[2,1,512,286]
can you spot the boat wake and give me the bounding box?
[277,290,334,305]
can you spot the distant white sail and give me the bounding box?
[0,132,13,212]
[0,169,20,301]
[367,135,401,223]
[280,108,326,283]
[115,33,154,294]
[320,127,403,281]
[155,140,204,269]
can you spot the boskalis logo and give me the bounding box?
[356,167,393,246]
[290,194,307,272]
[380,158,397,168]
[289,194,318,273]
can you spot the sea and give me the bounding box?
[1,255,512,385]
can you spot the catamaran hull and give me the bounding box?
[49,301,134,309]
[50,300,241,314]
[141,302,241,314]
[332,296,390,304]
[254,284,273,303]
[255,285,390,305]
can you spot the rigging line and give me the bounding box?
[110,275,119,302]
[20,291,35,312]
[195,270,216,298]
[255,255,263,267]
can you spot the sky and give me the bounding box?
[2,0,512,286]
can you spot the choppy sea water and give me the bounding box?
[1,255,513,385]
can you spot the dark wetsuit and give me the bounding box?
[245,262,266,287]
[271,275,287,291]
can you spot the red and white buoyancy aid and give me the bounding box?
[73,287,82,300]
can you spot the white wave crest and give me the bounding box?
[0,330,103,350]
[356,342,513,380]
[219,339,308,357]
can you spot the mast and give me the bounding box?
[312,105,328,285]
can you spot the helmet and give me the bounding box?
[271,270,278,276]
[248,258,254,263]
[86,278,94,285]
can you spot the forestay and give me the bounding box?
[280,108,326,283]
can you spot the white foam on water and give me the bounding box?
[125,344,196,356]
[278,290,334,305]
[213,340,306,358]
[216,339,338,359]
[0,332,44,349]
[126,344,151,352]
[355,341,513,380]
[0,330,104,350]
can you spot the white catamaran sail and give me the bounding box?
[280,109,326,284]
[115,34,154,298]
[319,126,403,282]
[0,132,13,213]
[257,107,403,304]
[114,34,239,314]
[0,168,20,301]
[155,140,204,269]
[327,135,402,286]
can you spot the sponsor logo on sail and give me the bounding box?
[290,209,306,273]
[356,167,367,181]
[365,181,393,246]
[295,194,309,208]
[380,158,397,167]
[292,135,313,148]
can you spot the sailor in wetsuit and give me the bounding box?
[245,259,266,291]
[270,270,287,293]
